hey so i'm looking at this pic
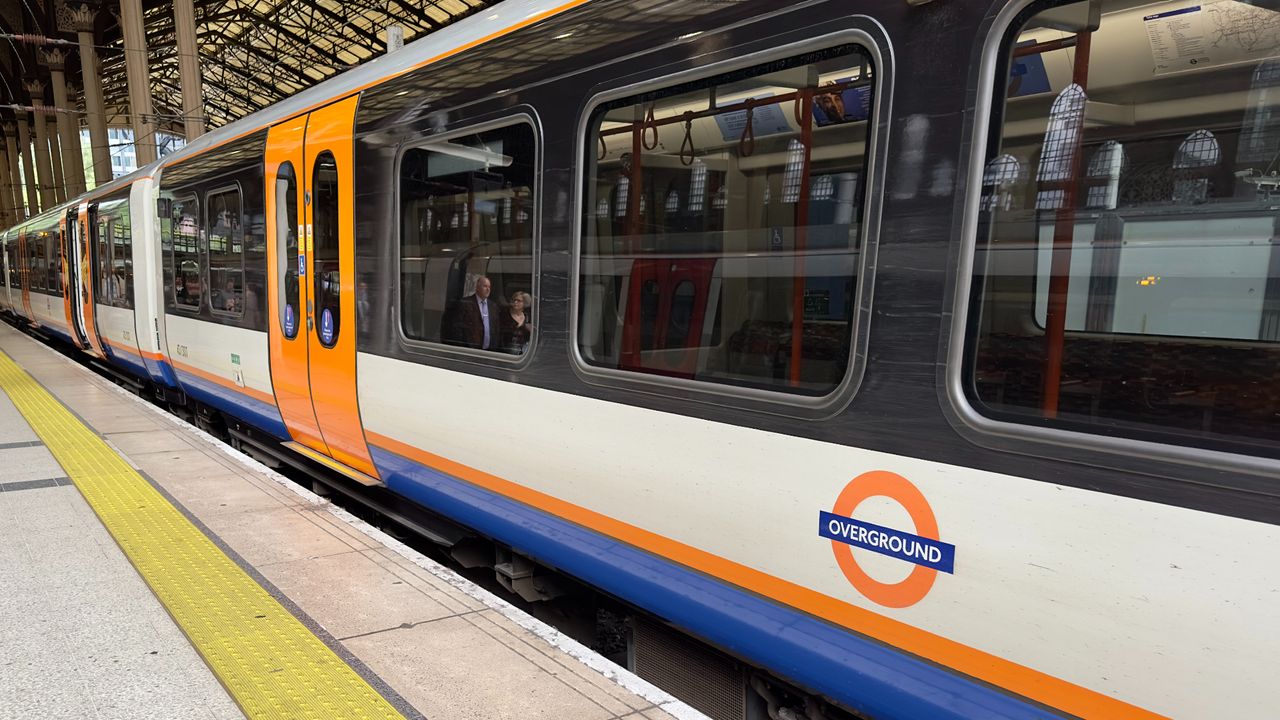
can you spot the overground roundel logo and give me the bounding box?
[819,470,956,608]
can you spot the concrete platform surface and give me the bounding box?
[0,323,700,720]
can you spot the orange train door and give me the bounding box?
[265,96,380,482]
[62,205,105,357]
[77,203,107,358]
[18,229,33,322]
[58,213,84,347]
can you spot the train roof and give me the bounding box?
[0,0,583,235]
[158,0,582,173]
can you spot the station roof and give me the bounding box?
[1,0,499,135]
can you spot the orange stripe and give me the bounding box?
[365,429,1166,720]
[170,358,277,406]
[102,337,142,358]
[102,338,164,362]
[163,0,591,169]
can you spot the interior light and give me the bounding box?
[554,32,574,39]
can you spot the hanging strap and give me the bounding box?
[680,112,696,166]
[642,104,659,150]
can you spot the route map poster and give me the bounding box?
[1144,0,1280,75]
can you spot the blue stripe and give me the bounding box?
[370,445,1058,720]
[172,368,289,440]
[146,357,180,388]
[1144,6,1199,20]
[42,324,75,346]
[102,345,151,381]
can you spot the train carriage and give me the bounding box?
[3,0,1279,718]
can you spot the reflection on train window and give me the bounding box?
[44,231,61,297]
[207,187,244,317]
[94,216,110,305]
[276,161,300,338]
[93,200,133,309]
[579,46,874,395]
[28,232,43,292]
[313,151,340,347]
[111,209,133,309]
[5,238,17,289]
[398,122,536,355]
[970,0,1280,456]
[169,194,201,310]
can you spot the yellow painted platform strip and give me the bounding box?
[0,350,403,720]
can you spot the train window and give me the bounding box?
[276,161,300,338]
[94,214,111,306]
[45,231,59,296]
[398,121,536,355]
[169,193,201,310]
[28,232,42,292]
[111,206,133,310]
[579,45,875,395]
[5,238,15,289]
[207,187,244,317]
[968,0,1280,456]
[94,204,134,310]
[313,151,340,347]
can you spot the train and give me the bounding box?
[2,0,1278,717]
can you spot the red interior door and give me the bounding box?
[620,258,715,377]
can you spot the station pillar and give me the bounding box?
[118,0,157,166]
[16,120,39,216]
[0,144,14,228]
[43,49,87,197]
[26,81,57,210]
[73,2,113,187]
[47,118,66,204]
[173,0,205,141]
[3,126,25,222]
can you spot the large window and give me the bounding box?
[4,237,16,289]
[207,187,244,317]
[48,230,62,297]
[968,0,1280,456]
[93,200,133,309]
[399,122,537,355]
[579,46,875,395]
[28,232,43,292]
[169,194,201,310]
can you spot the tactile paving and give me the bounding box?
[0,350,404,720]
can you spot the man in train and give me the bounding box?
[455,275,498,350]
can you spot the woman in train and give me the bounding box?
[499,290,532,355]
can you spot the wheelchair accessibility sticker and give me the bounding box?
[819,470,955,608]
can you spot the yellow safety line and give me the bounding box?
[0,350,404,720]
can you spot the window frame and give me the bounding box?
[391,112,543,365]
[945,0,1280,481]
[168,191,202,313]
[204,183,246,320]
[569,27,890,416]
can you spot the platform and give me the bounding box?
[0,323,696,720]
